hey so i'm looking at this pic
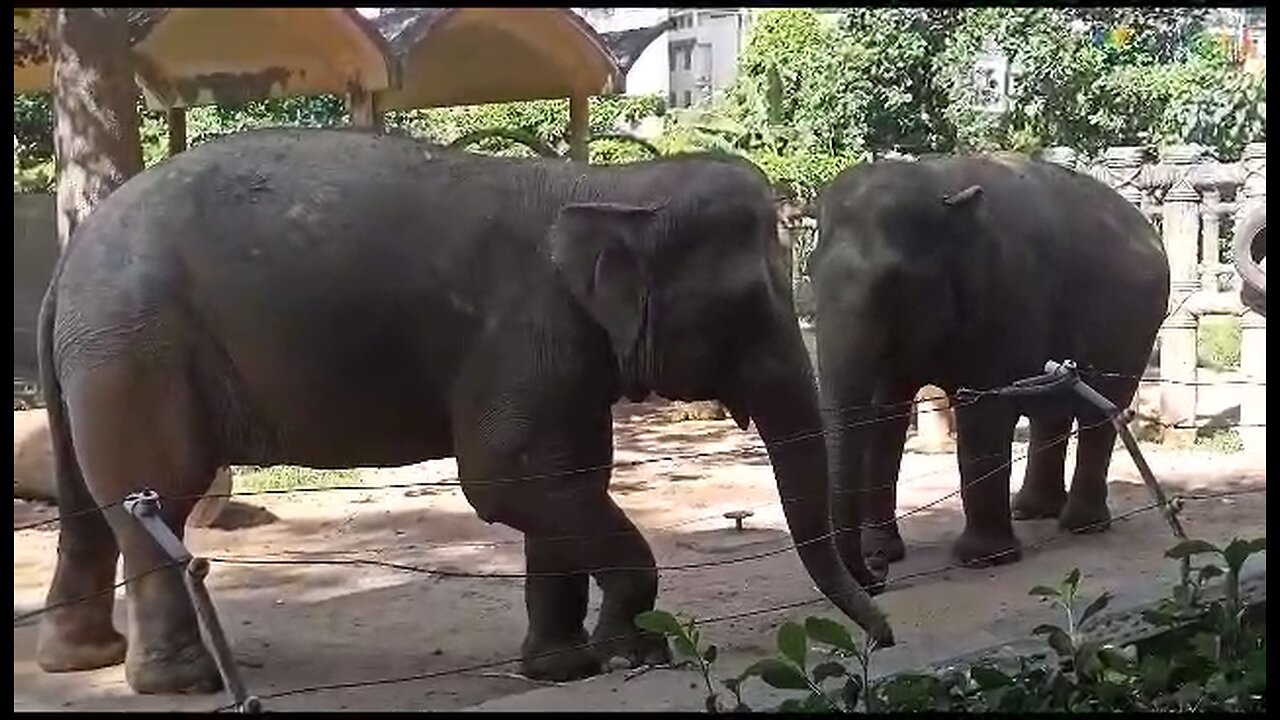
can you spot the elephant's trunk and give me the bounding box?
[741,331,895,648]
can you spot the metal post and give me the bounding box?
[167,107,187,156]
[568,91,589,162]
[123,490,261,713]
[1040,361,1188,543]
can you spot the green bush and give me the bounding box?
[1198,316,1242,370]
[636,535,1266,712]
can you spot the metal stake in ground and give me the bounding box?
[1039,360,1189,543]
[123,490,262,713]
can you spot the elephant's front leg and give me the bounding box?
[517,491,668,677]
[860,386,916,565]
[453,384,668,681]
[952,398,1022,567]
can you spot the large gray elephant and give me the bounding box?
[811,154,1170,572]
[34,128,891,695]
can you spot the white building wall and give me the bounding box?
[574,8,671,98]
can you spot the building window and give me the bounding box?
[682,45,692,70]
[683,90,692,107]
[668,91,677,108]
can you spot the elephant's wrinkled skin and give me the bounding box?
[812,154,1170,572]
[35,128,891,695]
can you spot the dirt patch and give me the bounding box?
[12,400,1267,711]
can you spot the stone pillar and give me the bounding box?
[1103,146,1148,207]
[167,107,187,156]
[1239,310,1267,456]
[1240,142,1266,204]
[1158,145,1205,444]
[913,385,955,454]
[346,86,383,131]
[1200,185,1221,286]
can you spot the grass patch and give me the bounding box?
[1193,427,1244,453]
[1197,316,1241,370]
[230,465,364,492]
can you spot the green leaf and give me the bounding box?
[634,610,684,638]
[1245,537,1266,554]
[841,676,862,709]
[1098,644,1135,670]
[746,658,811,690]
[778,621,809,670]
[777,698,806,712]
[673,636,698,660]
[1073,640,1103,679]
[1029,585,1060,598]
[703,644,718,664]
[1032,624,1074,657]
[1197,564,1224,582]
[970,664,1012,689]
[811,660,847,683]
[1165,538,1220,559]
[1222,538,1258,574]
[1079,591,1113,627]
[1190,632,1219,659]
[1062,568,1081,597]
[803,616,858,653]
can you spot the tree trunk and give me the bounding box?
[52,8,142,249]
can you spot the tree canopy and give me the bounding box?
[14,8,1266,203]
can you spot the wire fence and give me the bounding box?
[198,485,1262,711]
[10,365,1267,711]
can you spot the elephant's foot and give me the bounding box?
[1012,486,1067,521]
[845,552,889,596]
[125,640,223,695]
[521,631,602,682]
[953,529,1023,568]
[36,614,127,673]
[1058,497,1111,534]
[590,623,671,670]
[861,524,906,564]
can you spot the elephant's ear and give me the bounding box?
[549,202,660,360]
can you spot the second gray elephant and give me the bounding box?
[34,128,891,696]
[811,154,1170,574]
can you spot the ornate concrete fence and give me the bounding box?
[783,142,1267,452]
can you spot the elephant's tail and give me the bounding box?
[37,259,97,520]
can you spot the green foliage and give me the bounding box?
[636,535,1266,712]
[386,95,666,157]
[14,9,1264,202]
[711,7,1265,190]
[11,92,668,193]
[1198,316,1242,370]
[231,465,362,493]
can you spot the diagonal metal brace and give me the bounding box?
[123,490,262,714]
[1038,360,1189,543]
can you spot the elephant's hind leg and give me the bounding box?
[58,362,223,695]
[1013,411,1072,520]
[35,422,127,674]
[1060,374,1140,533]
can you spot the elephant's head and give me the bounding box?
[547,158,894,646]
